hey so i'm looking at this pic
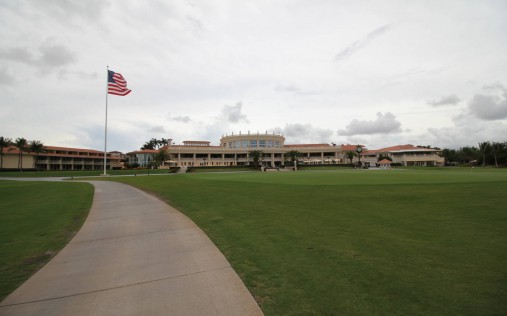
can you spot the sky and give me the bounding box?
[1,0,506,153]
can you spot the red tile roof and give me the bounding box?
[340,144,365,151]
[375,144,438,152]
[44,146,104,154]
[284,144,331,148]
[378,159,392,164]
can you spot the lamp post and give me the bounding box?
[356,145,362,168]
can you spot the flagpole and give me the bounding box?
[103,66,109,176]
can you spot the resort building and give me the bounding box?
[1,146,122,171]
[125,132,444,168]
[1,133,444,171]
[126,132,346,168]
[361,145,444,167]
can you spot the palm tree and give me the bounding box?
[478,142,491,166]
[141,138,160,150]
[14,137,28,171]
[344,151,356,164]
[160,138,170,147]
[249,150,263,168]
[285,150,302,166]
[0,137,12,169]
[459,146,479,165]
[490,142,504,167]
[29,140,45,170]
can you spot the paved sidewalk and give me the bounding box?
[0,181,262,315]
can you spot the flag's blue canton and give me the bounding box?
[107,70,131,96]
[108,70,116,83]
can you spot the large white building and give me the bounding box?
[126,132,445,168]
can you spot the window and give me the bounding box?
[242,140,248,148]
[259,140,266,147]
[250,140,257,148]
[234,141,240,148]
[267,140,273,147]
[274,141,280,147]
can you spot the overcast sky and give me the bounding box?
[1,0,506,152]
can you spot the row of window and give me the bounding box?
[226,140,281,149]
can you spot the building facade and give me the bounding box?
[127,132,347,167]
[361,145,445,167]
[1,146,122,171]
[126,132,444,168]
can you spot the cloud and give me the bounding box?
[221,102,249,123]
[423,112,507,149]
[55,69,98,80]
[427,94,461,107]
[0,47,34,64]
[276,123,333,144]
[147,125,166,133]
[469,93,507,120]
[468,83,507,120]
[38,40,77,68]
[483,82,505,91]
[0,68,15,85]
[335,24,392,61]
[169,116,192,123]
[338,112,402,136]
[0,40,77,72]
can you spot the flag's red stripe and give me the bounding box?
[108,70,131,96]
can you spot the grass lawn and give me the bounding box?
[0,180,93,301]
[109,168,507,315]
[0,169,173,178]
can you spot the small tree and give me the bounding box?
[285,150,302,166]
[29,140,45,170]
[154,148,170,167]
[249,150,263,168]
[478,142,491,166]
[344,151,356,164]
[0,136,12,169]
[490,142,504,167]
[13,137,28,171]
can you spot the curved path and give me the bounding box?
[0,180,262,315]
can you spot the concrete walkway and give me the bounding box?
[0,181,263,315]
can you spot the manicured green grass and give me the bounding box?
[0,169,173,178]
[0,181,93,301]
[110,169,507,315]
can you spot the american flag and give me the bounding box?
[108,70,131,96]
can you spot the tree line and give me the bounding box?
[441,141,507,166]
[0,136,45,170]
[140,138,172,150]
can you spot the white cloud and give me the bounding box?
[147,125,166,133]
[0,39,77,74]
[422,113,507,149]
[0,67,15,85]
[468,83,507,120]
[275,123,333,144]
[335,24,392,61]
[0,1,506,153]
[221,102,249,123]
[338,112,402,136]
[169,116,192,123]
[427,94,461,107]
